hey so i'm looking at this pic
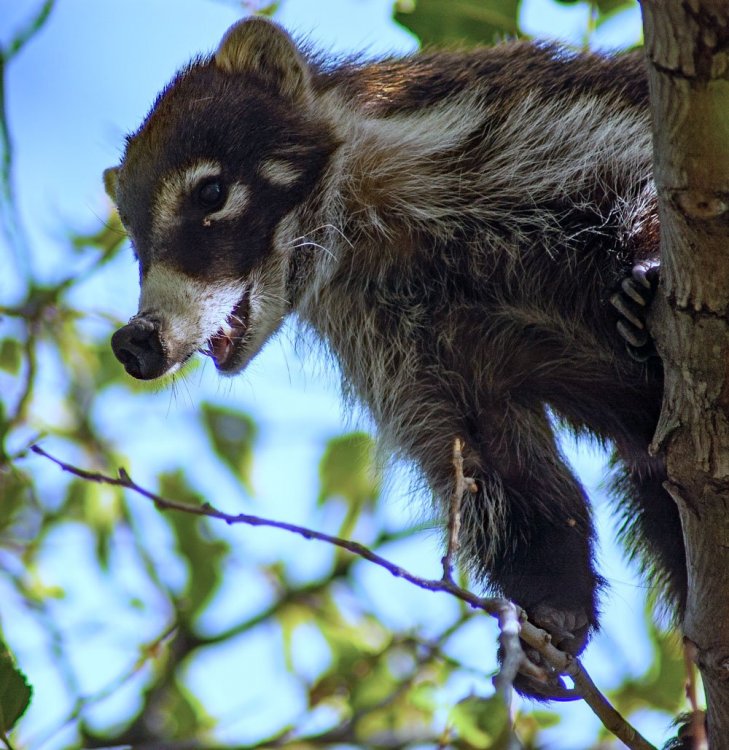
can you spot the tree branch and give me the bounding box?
[641,2,729,746]
[30,444,656,750]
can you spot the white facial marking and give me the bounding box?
[259,158,303,187]
[153,160,222,241]
[138,264,244,366]
[204,182,251,224]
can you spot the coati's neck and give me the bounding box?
[291,66,655,317]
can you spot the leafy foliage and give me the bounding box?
[395,0,520,45]
[606,612,686,722]
[318,431,381,511]
[201,403,258,493]
[0,639,32,739]
[395,0,641,47]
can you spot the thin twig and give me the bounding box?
[492,600,523,748]
[442,437,465,582]
[31,444,501,611]
[493,600,522,700]
[4,0,55,62]
[29,445,657,750]
[0,729,16,750]
[33,623,177,750]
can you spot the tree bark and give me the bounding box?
[640,1,729,746]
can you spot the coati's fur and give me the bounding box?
[106,18,681,697]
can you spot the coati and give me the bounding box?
[105,17,679,698]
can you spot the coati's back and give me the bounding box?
[107,18,679,700]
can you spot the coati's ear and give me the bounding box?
[215,18,311,102]
[103,167,119,204]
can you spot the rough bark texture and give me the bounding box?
[641,2,729,746]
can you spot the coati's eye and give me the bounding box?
[196,179,226,210]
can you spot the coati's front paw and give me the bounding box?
[511,604,591,702]
[610,259,660,362]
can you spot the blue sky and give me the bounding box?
[0,1,674,748]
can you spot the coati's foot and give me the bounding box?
[610,259,660,362]
[510,604,591,701]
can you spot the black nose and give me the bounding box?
[111,318,167,380]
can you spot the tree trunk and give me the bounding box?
[640,2,729,746]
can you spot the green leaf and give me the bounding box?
[0,639,32,737]
[159,471,229,618]
[449,694,512,748]
[92,342,129,390]
[61,480,122,570]
[394,0,520,46]
[201,403,257,493]
[0,339,22,375]
[157,678,214,738]
[555,0,633,12]
[607,608,684,720]
[277,602,315,674]
[255,2,280,17]
[318,432,381,513]
[71,211,127,259]
[0,469,30,532]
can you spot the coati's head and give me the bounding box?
[106,18,338,380]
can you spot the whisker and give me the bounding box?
[292,240,336,261]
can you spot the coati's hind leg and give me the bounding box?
[455,404,603,699]
[610,259,660,362]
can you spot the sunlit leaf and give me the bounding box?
[0,468,30,532]
[394,0,520,46]
[555,0,634,13]
[157,678,214,738]
[201,403,257,493]
[449,694,511,748]
[159,471,229,618]
[92,342,130,390]
[63,481,123,569]
[63,478,90,518]
[71,210,127,259]
[277,602,314,673]
[530,709,561,729]
[255,2,280,16]
[407,681,438,712]
[0,639,32,736]
[0,339,22,375]
[318,432,381,512]
[510,709,561,748]
[607,609,684,720]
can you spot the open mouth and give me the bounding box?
[201,291,250,370]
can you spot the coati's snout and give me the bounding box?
[111,318,167,380]
[110,265,260,380]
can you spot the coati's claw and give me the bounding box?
[632,258,660,289]
[530,604,590,651]
[509,604,590,702]
[610,291,645,331]
[514,649,580,701]
[616,320,649,349]
[611,260,660,361]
